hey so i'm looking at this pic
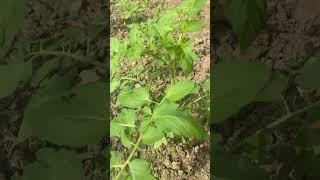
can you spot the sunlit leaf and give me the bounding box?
[153,102,207,140]
[117,87,150,108]
[128,159,155,180]
[164,80,195,102]
[110,151,122,169]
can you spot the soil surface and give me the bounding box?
[215,0,320,70]
[110,0,210,179]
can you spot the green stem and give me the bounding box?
[281,95,290,113]
[119,77,140,82]
[256,99,320,134]
[193,94,209,104]
[178,33,183,43]
[146,51,166,64]
[170,67,175,84]
[27,50,91,62]
[114,136,142,180]
[114,96,166,179]
[147,99,159,105]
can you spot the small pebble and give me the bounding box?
[171,162,180,170]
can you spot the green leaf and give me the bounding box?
[212,144,269,180]
[31,58,61,87]
[142,106,152,116]
[0,0,27,58]
[19,72,76,137]
[19,148,82,180]
[181,20,203,32]
[202,79,210,92]
[126,43,144,61]
[63,26,85,42]
[139,117,152,133]
[179,53,194,76]
[121,129,133,148]
[157,10,178,34]
[110,79,121,93]
[111,151,122,169]
[110,56,119,79]
[223,0,266,52]
[125,25,145,61]
[164,80,195,102]
[111,37,127,58]
[295,128,320,148]
[296,57,320,92]
[111,37,120,54]
[300,150,320,179]
[110,109,136,137]
[142,126,165,145]
[176,0,207,16]
[153,102,207,140]
[19,82,106,147]
[178,40,197,76]
[27,70,77,109]
[153,137,168,149]
[212,59,271,123]
[0,60,32,99]
[255,72,288,102]
[117,87,150,108]
[128,159,155,180]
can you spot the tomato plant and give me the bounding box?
[110,0,209,179]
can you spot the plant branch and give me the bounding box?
[114,136,142,180]
[119,77,140,82]
[27,50,105,69]
[256,99,320,134]
[114,96,165,179]
[27,50,91,61]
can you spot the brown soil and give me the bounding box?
[215,0,320,71]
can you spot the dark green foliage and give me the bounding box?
[222,0,266,52]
